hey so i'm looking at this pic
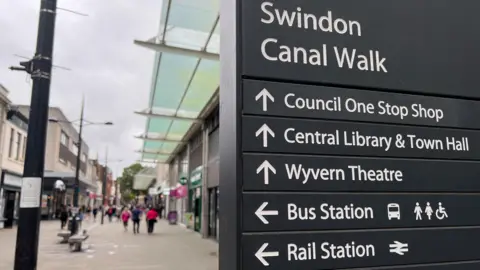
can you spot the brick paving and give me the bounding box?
[0,219,218,270]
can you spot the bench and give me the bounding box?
[57,231,71,244]
[68,230,89,252]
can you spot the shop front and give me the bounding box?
[0,171,22,229]
[207,123,220,240]
[189,166,203,232]
[41,171,95,219]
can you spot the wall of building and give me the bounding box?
[164,105,220,238]
[1,119,27,175]
[16,106,91,181]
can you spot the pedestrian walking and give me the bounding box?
[59,205,68,230]
[121,209,131,232]
[146,208,158,234]
[92,207,98,222]
[107,206,113,223]
[86,206,92,221]
[131,205,142,234]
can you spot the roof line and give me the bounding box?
[160,0,173,44]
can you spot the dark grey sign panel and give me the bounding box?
[241,0,480,98]
[243,116,480,160]
[365,262,480,270]
[242,227,480,270]
[243,193,480,232]
[243,154,480,192]
[243,79,480,129]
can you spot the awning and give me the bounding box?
[134,0,220,163]
[132,167,157,191]
[43,171,95,189]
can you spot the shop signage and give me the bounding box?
[219,0,480,270]
[4,173,22,188]
[190,166,203,189]
[179,176,188,186]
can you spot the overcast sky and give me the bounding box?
[0,0,162,177]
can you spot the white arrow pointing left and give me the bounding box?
[255,202,279,224]
[255,243,279,266]
[255,124,275,148]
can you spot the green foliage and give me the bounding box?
[118,163,143,202]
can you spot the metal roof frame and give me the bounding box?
[135,4,220,164]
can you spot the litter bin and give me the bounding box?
[167,211,177,225]
[67,216,82,232]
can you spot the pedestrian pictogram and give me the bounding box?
[425,202,433,220]
[414,202,423,220]
[389,241,409,256]
[415,202,448,221]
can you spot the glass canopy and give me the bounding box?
[135,0,220,163]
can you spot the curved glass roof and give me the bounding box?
[135,0,220,163]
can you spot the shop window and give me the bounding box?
[71,142,78,155]
[15,132,21,160]
[8,128,14,158]
[22,136,27,160]
[60,131,69,146]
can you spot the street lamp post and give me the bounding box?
[99,149,122,225]
[49,96,112,235]
[101,146,108,225]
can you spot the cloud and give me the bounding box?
[0,0,162,177]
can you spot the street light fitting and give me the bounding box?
[48,118,114,126]
[48,118,60,123]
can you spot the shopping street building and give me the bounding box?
[133,0,220,240]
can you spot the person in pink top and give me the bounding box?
[121,209,131,232]
[146,208,158,234]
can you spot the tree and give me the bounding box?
[117,163,143,202]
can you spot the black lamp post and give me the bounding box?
[49,97,112,235]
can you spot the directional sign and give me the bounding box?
[243,154,480,192]
[221,0,480,269]
[243,193,480,232]
[242,227,480,270]
[255,160,276,185]
[243,79,480,130]
[255,88,274,112]
[254,202,279,225]
[368,262,480,270]
[241,0,480,98]
[243,116,480,160]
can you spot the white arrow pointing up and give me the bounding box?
[255,88,274,112]
[256,243,279,266]
[255,124,275,148]
[256,160,276,185]
[255,202,279,224]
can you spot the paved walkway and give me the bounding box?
[0,219,218,269]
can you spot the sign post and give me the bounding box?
[220,0,480,269]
